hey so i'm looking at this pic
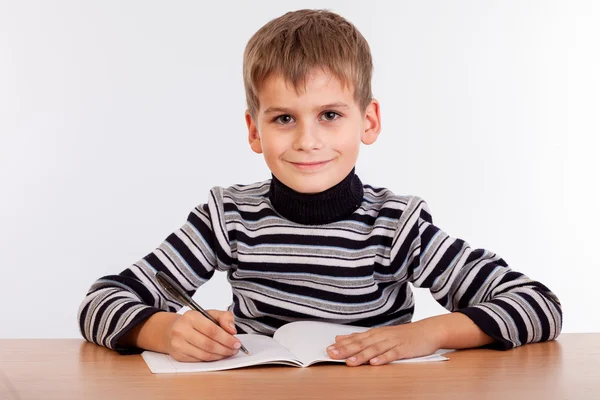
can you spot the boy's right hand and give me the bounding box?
[166,309,242,362]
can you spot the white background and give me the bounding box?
[1,0,598,338]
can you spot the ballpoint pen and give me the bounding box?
[155,271,250,356]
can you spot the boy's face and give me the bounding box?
[246,68,381,194]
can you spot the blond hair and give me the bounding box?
[243,9,373,120]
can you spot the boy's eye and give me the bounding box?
[273,111,341,125]
[274,115,294,125]
[321,111,340,121]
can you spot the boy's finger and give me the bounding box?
[334,331,366,345]
[188,311,241,350]
[209,310,237,334]
[180,338,237,361]
[221,311,238,334]
[328,334,381,358]
[188,329,240,357]
[345,340,393,366]
[335,334,351,341]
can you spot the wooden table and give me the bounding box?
[0,334,598,400]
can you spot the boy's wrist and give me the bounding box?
[119,311,180,353]
[414,315,449,350]
[420,312,494,350]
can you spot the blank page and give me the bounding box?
[141,333,301,373]
[273,321,451,366]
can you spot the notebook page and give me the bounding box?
[141,333,301,373]
[273,321,451,366]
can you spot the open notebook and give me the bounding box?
[142,321,453,373]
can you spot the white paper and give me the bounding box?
[141,322,452,373]
[273,321,451,366]
[142,334,300,373]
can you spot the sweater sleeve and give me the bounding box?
[77,193,233,354]
[390,196,562,349]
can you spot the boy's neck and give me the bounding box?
[268,168,364,225]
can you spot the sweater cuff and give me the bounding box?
[456,307,515,350]
[109,305,164,355]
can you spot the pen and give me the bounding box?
[155,271,250,356]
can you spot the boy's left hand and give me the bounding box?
[326,320,443,366]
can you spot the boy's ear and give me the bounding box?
[245,110,263,154]
[361,99,381,145]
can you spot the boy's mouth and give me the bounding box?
[289,160,332,170]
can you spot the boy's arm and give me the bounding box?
[396,196,562,350]
[78,196,233,354]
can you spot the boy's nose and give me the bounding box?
[292,124,323,151]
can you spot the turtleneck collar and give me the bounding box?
[268,167,364,225]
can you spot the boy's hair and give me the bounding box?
[243,9,373,120]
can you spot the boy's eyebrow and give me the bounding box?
[263,102,351,115]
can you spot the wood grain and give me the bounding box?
[0,334,598,400]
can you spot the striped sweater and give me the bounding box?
[78,171,562,354]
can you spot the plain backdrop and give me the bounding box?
[1,0,598,338]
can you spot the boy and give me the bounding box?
[79,9,562,367]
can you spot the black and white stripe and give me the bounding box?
[78,180,562,353]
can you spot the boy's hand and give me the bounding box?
[326,319,443,366]
[166,309,242,362]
